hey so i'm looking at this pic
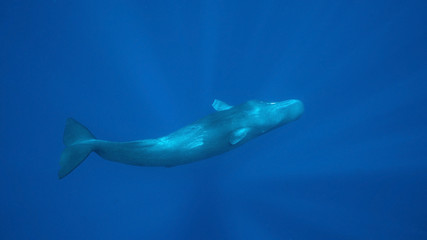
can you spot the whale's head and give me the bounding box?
[244,99,304,131]
[270,99,304,124]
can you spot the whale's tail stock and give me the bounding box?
[58,118,96,179]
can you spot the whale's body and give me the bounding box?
[59,99,304,179]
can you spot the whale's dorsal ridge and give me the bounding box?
[229,128,251,145]
[212,99,232,111]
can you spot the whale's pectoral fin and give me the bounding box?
[212,99,232,111]
[229,128,250,145]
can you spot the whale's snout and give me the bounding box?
[275,99,304,123]
[288,99,304,120]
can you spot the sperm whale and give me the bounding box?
[58,99,304,179]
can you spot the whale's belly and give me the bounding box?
[154,124,234,165]
[94,122,236,167]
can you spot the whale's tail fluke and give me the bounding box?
[58,118,96,179]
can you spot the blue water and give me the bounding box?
[1,0,427,239]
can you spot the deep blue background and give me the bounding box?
[1,0,426,239]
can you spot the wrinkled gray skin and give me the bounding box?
[58,99,304,178]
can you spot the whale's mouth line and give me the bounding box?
[269,99,299,106]
[272,100,297,109]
